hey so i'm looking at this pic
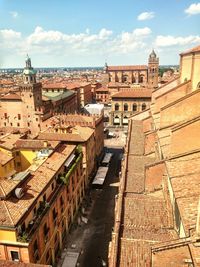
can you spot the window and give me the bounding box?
[4,122,6,126]
[4,113,7,119]
[33,207,37,215]
[139,76,144,83]
[124,103,128,111]
[51,182,54,191]
[132,103,137,112]
[142,103,146,111]
[11,251,19,262]
[43,223,49,238]
[43,194,46,203]
[18,114,21,120]
[27,122,30,127]
[60,196,64,206]
[33,240,38,252]
[197,82,200,89]
[115,103,119,111]
[17,123,20,127]
[52,207,57,221]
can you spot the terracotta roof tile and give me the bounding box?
[15,139,59,150]
[0,92,21,101]
[112,89,152,99]
[107,65,148,71]
[0,260,50,267]
[0,144,76,227]
[0,151,13,166]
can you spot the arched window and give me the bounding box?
[122,75,128,83]
[124,103,128,111]
[132,77,136,83]
[115,103,119,111]
[139,76,144,83]
[132,103,137,112]
[142,103,146,111]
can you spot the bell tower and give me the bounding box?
[20,55,43,109]
[148,50,159,89]
[23,55,37,84]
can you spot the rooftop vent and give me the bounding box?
[15,187,24,199]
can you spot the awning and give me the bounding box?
[123,118,128,124]
[114,118,120,123]
[64,153,75,167]
[92,167,109,185]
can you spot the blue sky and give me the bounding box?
[0,0,200,67]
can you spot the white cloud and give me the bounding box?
[155,35,200,47]
[185,3,200,15]
[9,11,19,18]
[0,29,21,40]
[133,27,152,37]
[137,11,154,21]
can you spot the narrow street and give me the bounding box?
[60,147,123,267]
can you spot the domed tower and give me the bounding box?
[20,55,43,110]
[148,49,159,88]
[23,55,37,84]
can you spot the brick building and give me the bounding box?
[110,89,151,126]
[109,45,200,266]
[0,56,77,135]
[39,113,104,181]
[101,50,159,89]
[0,141,86,266]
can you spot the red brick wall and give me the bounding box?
[171,118,200,156]
[142,117,153,133]
[145,162,165,192]
[154,81,191,113]
[160,89,200,128]
[144,131,157,155]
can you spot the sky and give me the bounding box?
[0,0,200,67]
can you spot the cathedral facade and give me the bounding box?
[102,50,159,89]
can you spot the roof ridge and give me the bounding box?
[3,200,14,226]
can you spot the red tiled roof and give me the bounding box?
[112,89,152,99]
[0,260,50,267]
[180,45,200,55]
[96,87,109,92]
[0,92,21,101]
[42,83,67,89]
[107,65,148,71]
[0,151,13,166]
[15,139,59,150]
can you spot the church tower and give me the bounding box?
[20,55,43,109]
[148,50,159,89]
[101,62,110,85]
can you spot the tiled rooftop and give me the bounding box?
[0,134,24,150]
[112,89,152,99]
[38,125,94,142]
[0,260,50,267]
[107,65,148,71]
[15,139,59,150]
[0,144,75,227]
[0,151,13,166]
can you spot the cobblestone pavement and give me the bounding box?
[104,129,127,148]
[57,147,123,267]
